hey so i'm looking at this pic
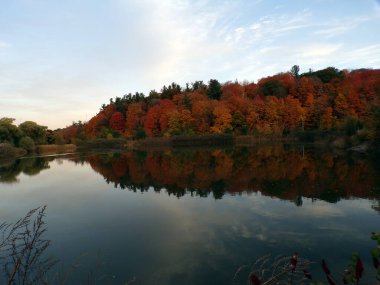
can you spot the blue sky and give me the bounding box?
[1,0,380,129]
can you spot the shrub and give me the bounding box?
[19,136,36,152]
[0,143,17,158]
[343,117,363,136]
[135,127,147,139]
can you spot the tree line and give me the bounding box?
[58,66,380,145]
[0,118,63,153]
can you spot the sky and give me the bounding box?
[1,0,380,129]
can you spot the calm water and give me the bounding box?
[0,145,379,284]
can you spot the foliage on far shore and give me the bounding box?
[0,118,68,158]
[57,67,380,149]
[0,143,26,160]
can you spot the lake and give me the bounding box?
[0,144,379,284]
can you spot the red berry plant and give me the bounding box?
[235,232,380,285]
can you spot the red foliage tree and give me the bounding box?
[109,112,125,132]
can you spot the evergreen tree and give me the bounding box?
[207,79,222,100]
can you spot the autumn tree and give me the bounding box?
[126,103,145,136]
[283,96,303,130]
[84,104,116,138]
[211,103,232,134]
[334,92,349,119]
[320,107,335,130]
[222,82,244,99]
[109,112,125,132]
[167,109,194,135]
[192,100,214,134]
[262,97,284,134]
[246,106,260,133]
[74,67,380,140]
[144,105,162,136]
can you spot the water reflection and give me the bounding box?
[1,145,380,206]
[71,145,380,206]
[0,145,379,284]
[0,157,51,183]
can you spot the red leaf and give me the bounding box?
[355,256,364,280]
[321,259,331,275]
[249,272,262,285]
[326,274,337,285]
[290,254,298,271]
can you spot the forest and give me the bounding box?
[57,66,380,147]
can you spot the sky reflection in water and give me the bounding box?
[0,145,379,284]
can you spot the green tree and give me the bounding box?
[302,66,344,83]
[290,65,300,79]
[260,79,287,98]
[19,121,47,145]
[0,118,23,146]
[207,79,222,100]
[19,136,36,152]
[192,80,206,91]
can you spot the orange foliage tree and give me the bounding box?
[72,67,379,140]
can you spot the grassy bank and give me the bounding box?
[0,143,77,163]
[135,134,234,149]
[235,135,298,146]
[76,135,235,151]
[76,138,128,151]
[37,144,77,155]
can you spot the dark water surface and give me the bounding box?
[0,145,379,284]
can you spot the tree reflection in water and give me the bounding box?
[1,145,379,207]
[0,157,51,184]
[75,145,380,207]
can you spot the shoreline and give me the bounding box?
[0,144,76,166]
[1,134,371,162]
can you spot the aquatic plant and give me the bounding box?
[0,206,56,285]
[233,254,313,285]
[236,233,380,285]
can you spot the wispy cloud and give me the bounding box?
[300,43,342,58]
[314,16,372,38]
[339,44,380,67]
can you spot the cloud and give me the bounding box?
[339,44,380,67]
[300,43,342,58]
[302,202,345,218]
[314,26,350,38]
[314,16,372,39]
[126,0,239,85]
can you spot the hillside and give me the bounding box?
[57,67,380,145]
